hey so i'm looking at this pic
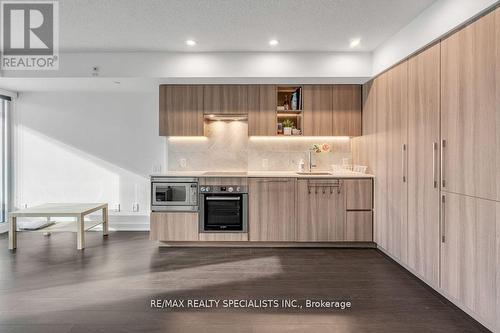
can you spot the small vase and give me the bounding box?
[283,127,292,135]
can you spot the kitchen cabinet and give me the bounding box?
[248,178,296,241]
[248,85,276,136]
[344,179,372,210]
[345,211,372,241]
[150,212,199,241]
[440,9,499,201]
[331,85,362,136]
[374,61,408,262]
[440,192,497,328]
[407,43,441,287]
[302,85,333,136]
[296,179,345,241]
[203,85,249,115]
[159,85,204,136]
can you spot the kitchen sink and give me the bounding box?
[296,172,332,175]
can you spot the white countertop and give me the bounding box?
[151,171,374,178]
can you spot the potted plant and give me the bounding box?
[282,119,294,136]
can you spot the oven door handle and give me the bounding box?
[205,196,241,201]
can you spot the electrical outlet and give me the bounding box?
[114,203,121,212]
[262,158,269,169]
[152,164,162,173]
[180,158,187,168]
[133,203,139,212]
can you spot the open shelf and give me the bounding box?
[276,86,303,135]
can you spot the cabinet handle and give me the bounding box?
[441,194,446,243]
[441,139,446,188]
[402,144,407,183]
[255,179,291,183]
[432,142,438,188]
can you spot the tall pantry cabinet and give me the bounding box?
[440,8,499,329]
[407,43,441,288]
[355,7,500,331]
[373,61,408,264]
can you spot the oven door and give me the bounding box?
[152,182,194,206]
[200,193,248,232]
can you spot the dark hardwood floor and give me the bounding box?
[0,231,489,333]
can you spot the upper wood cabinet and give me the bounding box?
[159,85,204,136]
[303,84,361,136]
[440,9,499,201]
[407,43,441,287]
[303,85,333,136]
[248,178,296,241]
[203,85,249,114]
[248,85,276,136]
[296,179,345,241]
[332,85,362,136]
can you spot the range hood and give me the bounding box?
[204,114,248,121]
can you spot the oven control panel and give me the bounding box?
[199,185,247,193]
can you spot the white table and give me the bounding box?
[9,203,109,250]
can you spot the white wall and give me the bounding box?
[12,91,165,230]
[372,0,499,75]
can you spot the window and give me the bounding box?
[0,96,11,223]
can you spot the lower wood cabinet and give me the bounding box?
[345,211,373,241]
[440,192,497,327]
[150,212,199,241]
[344,179,373,210]
[296,179,345,241]
[248,178,296,241]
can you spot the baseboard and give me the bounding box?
[0,223,8,234]
[158,241,377,248]
[376,245,494,333]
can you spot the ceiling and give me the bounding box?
[59,0,436,52]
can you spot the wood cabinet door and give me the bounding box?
[374,61,408,263]
[440,192,497,327]
[345,211,373,242]
[344,179,373,210]
[203,85,249,114]
[332,85,362,136]
[407,43,441,287]
[296,179,345,241]
[150,212,199,241]
[441,10,499,201]
[248,178,296,241]
[248,85,276,136]
[159,85,204,136]
[302,85,333,135]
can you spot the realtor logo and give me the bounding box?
[1,1,59,70]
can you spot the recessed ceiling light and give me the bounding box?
[349,38,361,48]
[185,40,196,46]
[269,39,279,46]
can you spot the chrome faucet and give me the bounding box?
[308,149,317,172]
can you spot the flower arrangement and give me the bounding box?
[311,143,331,153]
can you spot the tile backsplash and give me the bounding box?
[167,121,352,171]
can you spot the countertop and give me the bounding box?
[151,171,374,179]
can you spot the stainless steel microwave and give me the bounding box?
[151,177,198,212]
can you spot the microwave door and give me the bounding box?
[153,183,190,206]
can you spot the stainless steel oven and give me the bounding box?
[151,177,198,212]
[199,185,248,233]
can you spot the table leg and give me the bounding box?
[77,214,85,250]
[8,216,16,250]
[102,206,109,237]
